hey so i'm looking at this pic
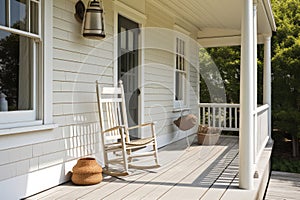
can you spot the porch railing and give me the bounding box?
[199,103,240,131]
[199,103,270,164]
[255,104,270,163]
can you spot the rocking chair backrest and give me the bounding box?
[96,81,130,143]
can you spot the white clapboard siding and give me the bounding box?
[53,102,98,116]
[53,71,113,84]
[53,59,114,75]
[50,0,114,187]
[53,39,113,59]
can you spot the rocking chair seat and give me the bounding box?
[104,137,154,150]
[126,137,154,147]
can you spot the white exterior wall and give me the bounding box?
[143,2,199,147]
[0,0,115,199]
[143,3,175,139]
[51,0,115,162]
[0,0,199,199]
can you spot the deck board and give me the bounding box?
[159,141,238,200]
[121,137,234,200]
[26,136,246,200]
[265,171,300,200]
[88,137,203,199]
[144,139,238,200]
[103,136,222,199]
[109,146,206,199]
[200,143,239,200]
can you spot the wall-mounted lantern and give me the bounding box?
[75,0,106,39]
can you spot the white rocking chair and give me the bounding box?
[96,80,160,176]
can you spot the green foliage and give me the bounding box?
[199,45,264,104]
[200,46,241,103]
[272,157,300,173]
[272,0,300,142]
[0,32,19,110]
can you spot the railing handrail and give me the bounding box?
[256,104,269,113]
[199,103,240,107]
[255,104,270,164]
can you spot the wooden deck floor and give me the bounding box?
[26,135,247,200]
[265,171,300,200]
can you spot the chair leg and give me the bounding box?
[153,142,159,166]
[127,149,133,163]
[122,147,129,173]
[121,135,129,173]
[103,149,109,170]
[151,124,160,166]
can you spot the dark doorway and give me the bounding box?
[118,15,140,138]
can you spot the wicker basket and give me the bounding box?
[197,132,220,145]
[71,158,103,185]
[197,125,220,145]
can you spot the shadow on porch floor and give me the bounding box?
[26,135,269,200]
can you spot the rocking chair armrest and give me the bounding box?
[128,121,157,130]
[102,125,125,134]
[127,122,156,130]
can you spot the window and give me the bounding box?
[0,0,42,129]
[175,37,187,107]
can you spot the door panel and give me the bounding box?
[118,15,140,139]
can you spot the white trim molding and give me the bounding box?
[261,0,276,31]
[43,0,54,125]
[0,0,55,133]
[0,124,58,137]
[113,1,146,134]
[113,0,147,24]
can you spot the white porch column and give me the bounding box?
[239,0,254,190]
[263,36,272,140]
[253,1,258,163]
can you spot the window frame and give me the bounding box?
[0,0,53,131]
[174,36,188,108]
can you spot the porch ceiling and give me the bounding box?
[150,0,276,47]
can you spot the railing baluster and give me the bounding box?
[224,107,226,128]
[212,107,216,127]
[218,107,221,128]
[229,107,232,128]
[200,106,202,125]
[235,107,238,129]
[208,107,211,126]
[202,107,205,125]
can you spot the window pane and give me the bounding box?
[120,27,126,49]
[0,0,6,26]
[128,30,134,51]
[0,30,32,111]
[30,1,39,34]
[176,54,179,70]
[175,72,184,101]
[175,38,186,102]
[10,0,28,31]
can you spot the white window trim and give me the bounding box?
[42,0,53,125]
[174,35,190,109]
[0,0,55,134]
